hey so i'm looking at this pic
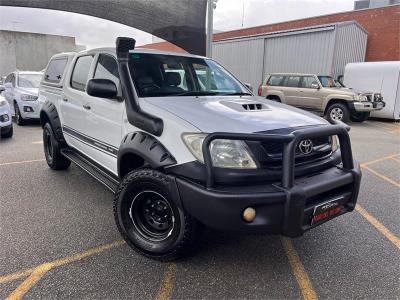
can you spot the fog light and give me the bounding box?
[23,106,33,112]
[243,207,256,222]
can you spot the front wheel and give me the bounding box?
[1,125,13,138]
[114,169,200,261]
[326,103,350,123]
[14,103,25,125]
[43,123,71,170]
[350,112,370,122]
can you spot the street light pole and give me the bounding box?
[206,0,217,58]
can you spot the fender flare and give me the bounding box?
[40,101,65,143]
[118,131,176,177]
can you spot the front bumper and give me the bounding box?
[171,123,361,237]
[19,100,40,119]
[351,101,385,112]
[175,163,361,237]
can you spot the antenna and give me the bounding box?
[241,0,246,28]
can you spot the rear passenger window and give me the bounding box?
[267,75,284,86]
[44,58,68,83]
[285,76,301,87]
[71,55,94,91]
[94,54,120,87]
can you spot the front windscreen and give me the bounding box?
[129,53,250,97]
[18,74,42,88]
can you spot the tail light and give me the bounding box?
[257,85,263,96]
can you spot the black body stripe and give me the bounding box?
[62,126,118,157]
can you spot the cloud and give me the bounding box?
[0,6,153,48]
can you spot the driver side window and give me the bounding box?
[300,76,318,88]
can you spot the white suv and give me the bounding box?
[39,37,361,261]
[3,71,43,125]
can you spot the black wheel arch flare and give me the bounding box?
[40,101,66,143]
[118,131,176,179]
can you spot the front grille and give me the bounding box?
[374,94,382,102]
[248,126,333,169]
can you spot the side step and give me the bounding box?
[61,148,120,193]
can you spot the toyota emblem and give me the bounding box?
[298,139,313,154]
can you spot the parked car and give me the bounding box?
[39,37,361,261]
[344,61,400,121]
[0,93,13,138]
[258,73,385,123]
[3,70,43,125]
[0,78,5,93]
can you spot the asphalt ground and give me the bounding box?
[0,119,399,300]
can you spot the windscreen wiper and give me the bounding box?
[219,92,253,96]
[175,91,219,96]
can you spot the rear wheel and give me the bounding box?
[350,112,370,123]
[114,169,201,261]
[14,103,25,125]
[326,103,350,123]
[43,123,71,170]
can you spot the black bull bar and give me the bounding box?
[202,123,354,189]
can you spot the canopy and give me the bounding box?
[0,0,207,55]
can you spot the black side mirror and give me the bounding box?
[87,79,118,99]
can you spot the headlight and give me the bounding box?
[21,94,38,101]
[331,135,339,152]
[182,133,258,169]
[359,95,368,102]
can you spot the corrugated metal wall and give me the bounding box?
[212,22,367,89]
[332,22,368,77]
[262,28,336,78]
[212,38,265,88]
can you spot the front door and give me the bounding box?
[297,76,322,110]
[83,53,124,174]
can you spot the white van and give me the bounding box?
[343,61,400,120]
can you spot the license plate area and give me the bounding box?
[311,197,344,225]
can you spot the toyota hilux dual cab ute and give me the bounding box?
[39,38,361,261]
[3,71,43,125]
[259,73,385,123]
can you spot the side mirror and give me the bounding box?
[311,82,320,89]
[4,82,13,90]
[87,79,118,99]
[244,83,253,92]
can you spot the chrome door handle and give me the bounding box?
[83,104,91,110]
[62,97,68,102]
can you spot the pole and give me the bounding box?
[206,0,215,58]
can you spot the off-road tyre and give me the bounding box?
[114,168,201,261]
[1,125,13,138]
[350,112,370,123]
[43,123,70,170]
[14,103,25,125]
[326,103,350,123]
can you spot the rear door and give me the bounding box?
[281,75,301,106]
[83,53,124,174]
[61,54,96,156]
